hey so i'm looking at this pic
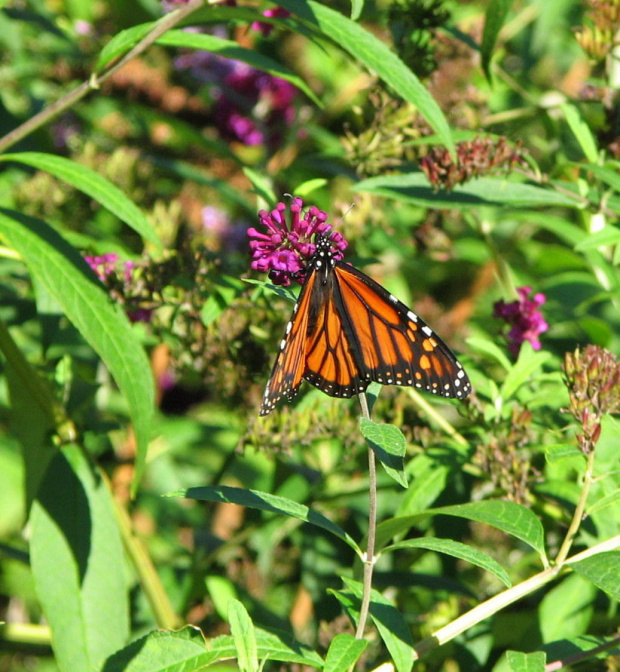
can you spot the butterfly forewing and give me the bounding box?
[259,272,316,415]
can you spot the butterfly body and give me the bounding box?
[260,234,471,415]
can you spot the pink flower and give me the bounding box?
[247,198,348,286]
[251,7,290,36]
[493,286,549,356]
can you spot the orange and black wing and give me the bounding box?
[260,238,471,416]
[318,261,471,400]
[260,269,319,416]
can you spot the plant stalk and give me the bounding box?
[0,0,207,155]
[355,392,377,640]
[554,449,595,565]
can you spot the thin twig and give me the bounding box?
[0,0,207,155]
[555,449,596,565]
[355,392,377,640]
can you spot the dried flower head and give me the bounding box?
[247,198,348,286]
[493,286,548,356]
[420,136,525,191]
[563,345,620,453]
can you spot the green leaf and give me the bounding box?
[506,650,546,672]
[30,446,129,672]
[538,573,595,642]
[569,551,620,601]
[579,162,620,193]
[277,0,454,154]
[354,173,580,208]
[481,0,514,82]
[396,454,450,516]
[102,626,323,671]
[500,343,551,401]
[586,489,620,516]
[574,225,620,251]
[228,599,258,672]
[0,210,155,492]
[360,418,407,487]
[171,485,361,555]
[96,22,154,70]
[433,501,546,558]
[205,576,238,621]
[350,0,364,21]
[383,538,512,588]
[467,336,512,371]
[544,443,585,463]
[0,153,161,249]
[561,104,599,163]
[341,578,415,672]
[324,634,367,672]
[156,31,321,107]
[294,178,328,197]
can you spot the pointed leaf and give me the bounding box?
[228,599,258,672]
[360,418,407,487]
[101,627,323,671]
[341,578,415,672]
[0,153,161,248]
[324,634,367,672]
[277,0,454,154]
[171,485,361,555]
[433,501,546,558]
[0,210,154,491]
[481,0,514,82]
[569,551,620,601]
[561,104,598,162]
[31,447,129,672]
[500,343,551,401]
[383,538,511,587]
[354,173,579,208]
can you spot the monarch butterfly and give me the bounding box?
[260,232,471,415]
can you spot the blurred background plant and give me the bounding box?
[0,0,620,670]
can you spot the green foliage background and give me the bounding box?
[0,0,619,671]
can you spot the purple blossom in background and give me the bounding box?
[493,286,548,356]
[173,45,298,148]
[202,205,246,250]
[74,20,93,36]
[85,254,119,282]
[247,198,347,286]
[84,254,152,323]
[251,7,291,36]
[51,114,81,150]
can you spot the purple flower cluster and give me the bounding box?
[85,254,120,282]
[85,254,152,323]
[247,197,348,286]
[172,27,297,148]
[493,286,548,356]
[251,7,290,36]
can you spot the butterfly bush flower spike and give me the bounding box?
[563,345,620,454]
[248,198,348,286]
[493,286,548,356]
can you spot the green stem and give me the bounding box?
[102,471,181,630]
[406,388,468,447]
[355,392,377,640]
[0,0,207,154]
[555,449,596,565]
[413,535,620,661]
